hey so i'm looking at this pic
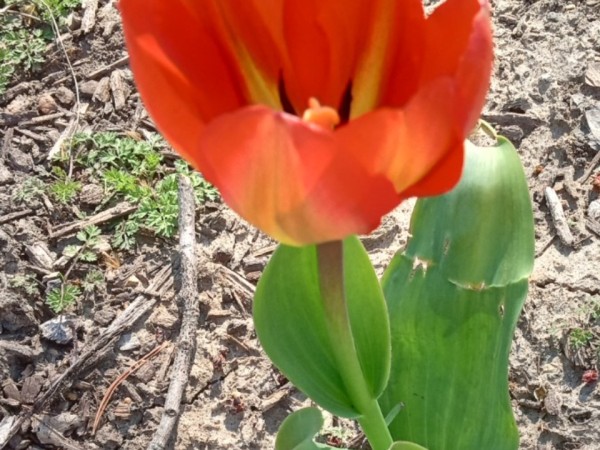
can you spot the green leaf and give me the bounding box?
[379,137,534,450]
[403,138,534,286]
[254,236,390,418]
[275,407,347,450]
[389,442,428,450]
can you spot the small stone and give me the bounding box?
[123,275,142,289]
[79,80,98,97]
[0,296,37,332]
[543,389,562,416]
[148,305,178,329]
[93,77,111,103]
[40,315,76,344]
[586,109,600,142]
[79,183,104,206]
[93,308,116,326]
[109,70,130,110]
[38,94,58,115]
[20,375,44,404]
[54,86,75,106]
[118,332,140,352]
[0,163,14,185]
[7,148,33,172]
[24,241,56,270]
[585,63,600,87]
[6,95,31,115]
[589,199,600,221]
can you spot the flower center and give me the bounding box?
[302,98,340,130]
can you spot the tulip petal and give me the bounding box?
[401,140,464,198]
[120,0,250,156]
[422,0,494,133]
[339,79,462,196]
[352,0,426,116]
[188,106,400,245]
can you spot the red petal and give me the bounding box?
[120,0,253,156]
[421,0,494,133]
[339,79,462,196]
[189,106,400,245]
[353,0,426,116]
[401,140,464,198]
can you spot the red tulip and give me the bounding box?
[120,0,493,245]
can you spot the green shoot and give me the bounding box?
[569,328,594,350]
[12,177,45,203]
[83,269,105,293]
[46,282,80,314]
[9,274,39,296]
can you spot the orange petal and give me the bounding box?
[352,0,426,116]
[421,0,494,133]
[119,0,246,156]
[188,106,400,245]
[339,79,462,196]
[401,140,464,198]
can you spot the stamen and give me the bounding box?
[302,97,341,130]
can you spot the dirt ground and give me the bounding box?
[1,0,600,449]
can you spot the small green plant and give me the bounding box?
[49,166,81,204]
[12,177,45,203]
[112,219,140,250]
[46,282,80,313]
[0,24,46,70]
[569,328,594,350]
[33,0,81,22]
[63,225,103,262]
[76,131,164,180]
[82,269,105,293]
[0,0,81,93]
[589,296,600,322]
[9,274,39,295]
[69,132,218,249]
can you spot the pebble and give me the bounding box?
[589,199,600,221]
[148,305,178,329]
[79,80,99,97]
[54,86,75,106]
[118,332,140,351]
[79,183,104,206]
[585,63,600,87]
[93,308,116,326]
[7,148,33,172]
[39,315,76,344]
[0,163,14,185]
[93,77,111,103]
[585,109,600,142]
[37,94,58,115]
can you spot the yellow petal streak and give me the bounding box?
[350,0,398,118]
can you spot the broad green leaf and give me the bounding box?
[254,236,390,418]
[275,407,348,450]
[389,442,428,450]
[380,137,534,450]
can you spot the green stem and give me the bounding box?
[316,241,393,450]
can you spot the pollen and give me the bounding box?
[302,97,340,130]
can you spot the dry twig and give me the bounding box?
[544,187,575,247]
[37,0,82,166]
[49,202,137,239]
[147,176,201,450]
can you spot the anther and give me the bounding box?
[302,97,340,130]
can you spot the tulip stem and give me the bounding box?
[317,241,393,450]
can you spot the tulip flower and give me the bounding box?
[120,0,493,245]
